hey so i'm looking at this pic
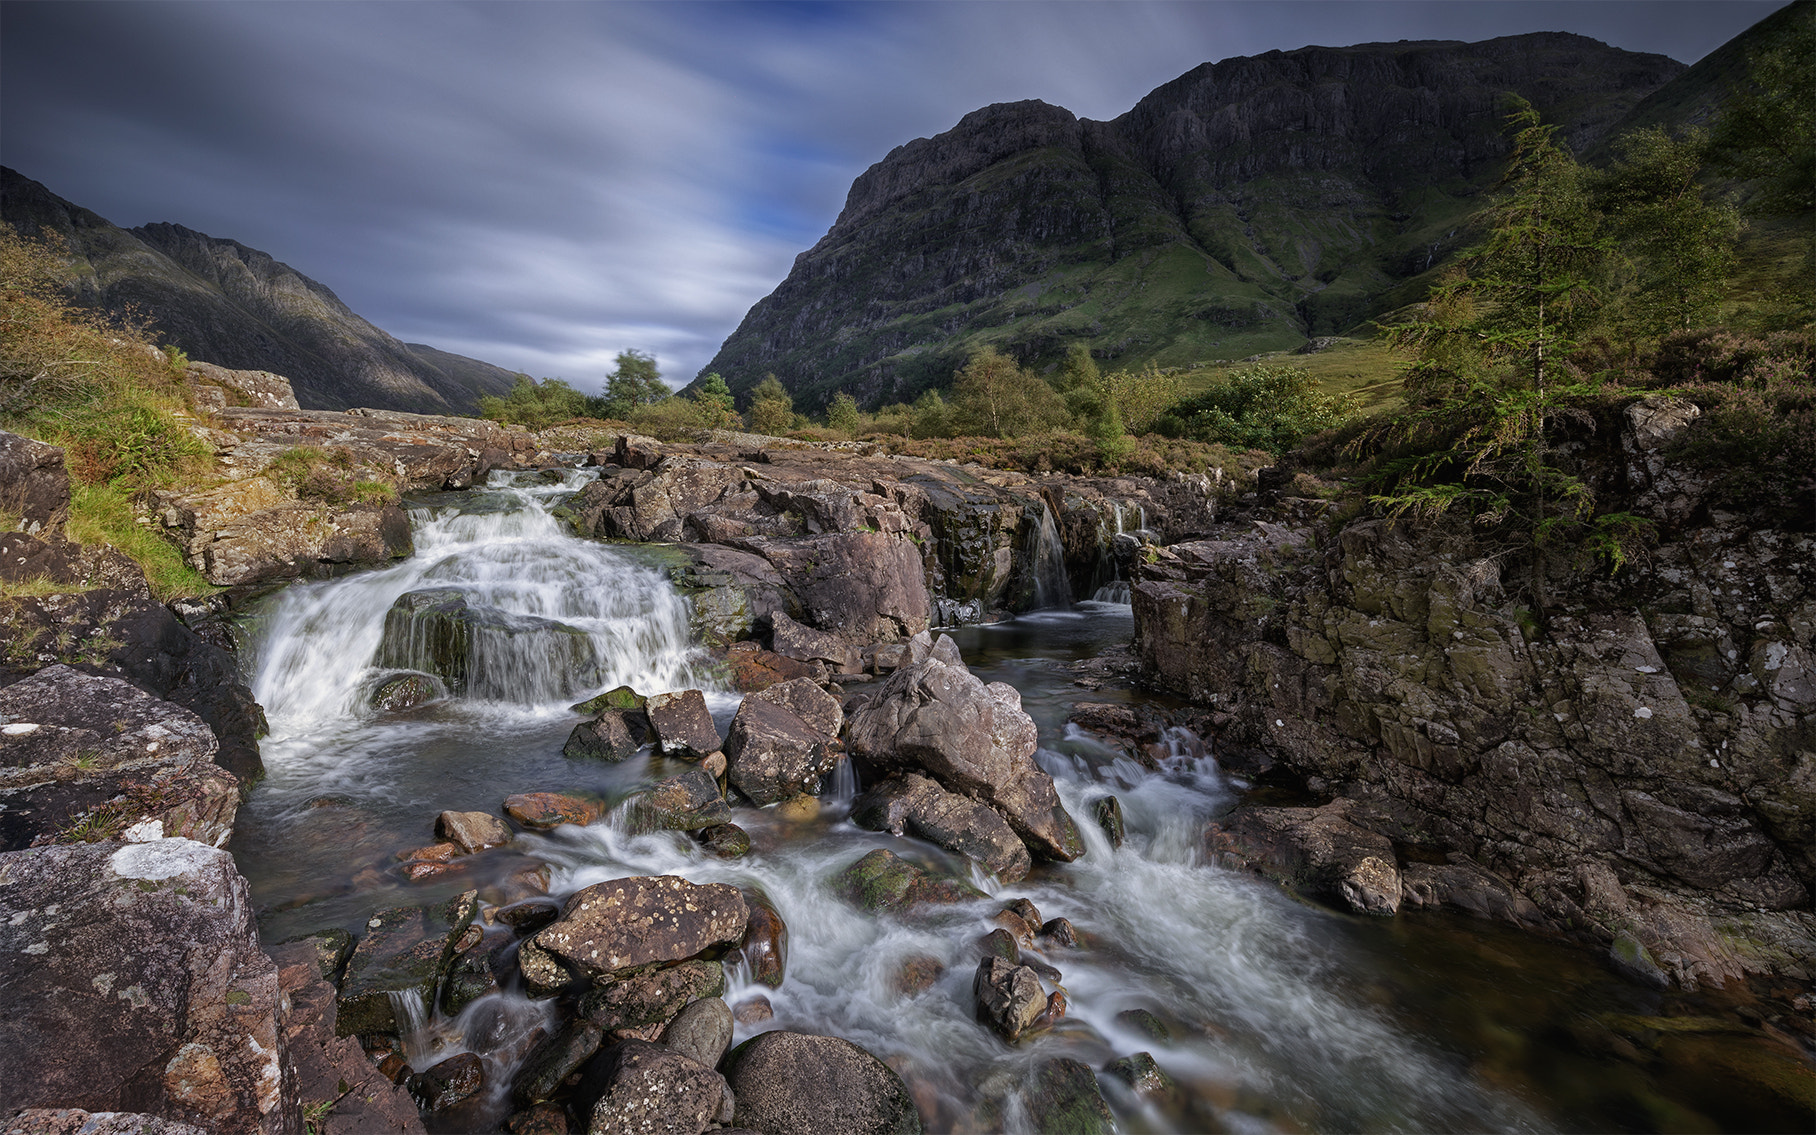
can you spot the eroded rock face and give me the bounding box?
[847,640,1083,862]
[724,1031,923,1135]
[0,429,70,534]
[0,666,239,852]
[0,839,295,1134]
[1134,494,1816,989]
[533,875,748,983]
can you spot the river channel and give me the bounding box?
[228,470,1803,1133]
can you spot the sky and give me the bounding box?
[0,1,1788,392]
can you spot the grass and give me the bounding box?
[66,483,213,601]
[1170,337,1408,416]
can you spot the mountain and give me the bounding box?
[0,168,521,414]
[699,32,1687,409]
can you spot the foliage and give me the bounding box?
[691,371,741,429]
[1099,361,1186,435]
[745,374,795,435]
[1708,4,1816,218]
[1655,328,1815,514]
[627,396,711,440]
[825,390,862,435]
[1595,127,1741,337]
[1155,364,1354,453]
[476,374,588,428]
[909,388,950,438]
[263,446,398,506]
[65,483,213,599]
[600,350,670,419]
[949,347,1067,438]
[877,427,1256,481]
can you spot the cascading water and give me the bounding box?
[1023,500,1072,610]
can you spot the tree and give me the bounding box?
[597,350,669,418]
[949,347,1066,438]
[909,388,949,438]
[1101,361,1186,435]
[691,372,740,429]
[747,374,794,435]
[1597,127,1740,337]
[1156,364,1351,452]
[478,374,587,429]
[826,390,862,435]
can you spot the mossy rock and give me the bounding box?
[834,848,985,914]
[571,685,646,715]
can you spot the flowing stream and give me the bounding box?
[230,471,1801,1134]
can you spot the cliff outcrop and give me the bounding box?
[1133,401,1814,992]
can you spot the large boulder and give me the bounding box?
[846,640,1084,862]
[335,890,479,1036]
[723,1031,923,1135]
[0,839,294,1134]
[577,1040,730,1135]
[532,875,748,983]
[645,690,722,759]
[578,960,726,1032]
[852,774,1032,883]
[834,848,985,914]
[723,681,842,806]
[0,666,239,852]
[1206,802,1404,916]
[635,768,732,832]
[973,956,1047,1043]
[375,589,594,698]
[750,532,929,644]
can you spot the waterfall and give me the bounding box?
[249,470,711,738]
[1089,500,1135,604]
[1025,501,1071,610]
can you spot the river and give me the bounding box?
[228,470,1800,1133]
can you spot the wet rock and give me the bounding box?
[507,1103,570,1134]
[1399,859,1545,925]
[720,646,821,693]
[847,640,1084,862]
[1092,796,1125,849]
[646,689,723,759]
[408,1051,484,1112]
[980,928,1020,965]
[724,1030,924,1135]
[571,685,648,715]
[336,889,478,1036]
[579,960,726,1031]
[0,840,288,1134]
[3,1111,209,1135]
[281,926,355,982]
[515,1019,607,1106]
[1104,1046,1176,1096]
[637,768,732,832]
[1002,897,1042,929]
[891,956,946,997]
[851,773,1032,882]
[973,956,1047,1043]
[757,532,931,645]
[732,995,774,1024]
[835,848,986,914]
[1029,1058,1115,1134]
[989,910,1036,946]
[1610,932,1671,988]
[1115,1008,1172,1043]
[504,791,602,830]
[727,891,789,988]
[775,793,821,820]
[692,823,751,858]
[0,666,239,853]
[1039,917,1079,947]
[517,938,575,999]
[534,875,748,982]
[497,897,562,935]
[577,1039,729,1135]
[563,710,650,761]
[661,996,735,1070]
[437,809,512,854]
[442,927,509,1014]
[723,696,838,807]
[1208,802,1403,915]
[371,671,445,711]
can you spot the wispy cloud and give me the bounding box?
[0,1,1785,391]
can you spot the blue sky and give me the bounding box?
[0,1,1788,390]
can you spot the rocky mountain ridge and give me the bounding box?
[0,167,521,415]
[702,29,1712,408]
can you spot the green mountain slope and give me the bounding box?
[701,32,1687,409]
[1,167,521,414]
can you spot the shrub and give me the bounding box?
[477,374,589,428]
[1155,364,1354,453]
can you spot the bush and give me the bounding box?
[1155,364,1354,453]
[476,374,588,429]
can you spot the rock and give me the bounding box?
[1114,1008,1171,1043]
[0,666,239,853]
[517,939,575,999]
[579,960,726,1031]
[720,647,821,693]
[376,589,592,697]
[692,823,751,858]
[723,696,838,806]
[770,610,860,671]
[577,1040,729,1135]
[661,997,735,1070]
[506,1103,569,1134]
[850,773,1033,882]
[1028,1058,1115,1135]
[891,956,946,997]
[846,642,1084,862]
[727,891,788,988]
[370,672,444,711]
[1002,897,1042,930]
[732,995,774,1024]
[336,889,478,1036]
[636,768,732,832]
[407,1052,484,1112]
[3,1111,209,1135]
[752,677,844,736]
[563,710,650,761]
[724,1031,923,1135]
[1092,796,1125,849]
[0,840,289,1134]
[515,1020,607,1105]
[504,792,602,830]
[756,533,931,645]
[834,848,986,914]
[496,898,562,935]
[0,429,70,534]
[980,928,1020,965]
[774,793,821,821]
[1039,918,1079,948]
[436,809,512,854]
[1208,802,1403,915]
[533,875,748,982]
[645,690,722,759]
[571,686,647,715]
[281,927,355,982]
[973,956,1047,1043]
[442,928,507,1014]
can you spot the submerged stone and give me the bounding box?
[834,848,985,914]
[336,889,477,1037]
[1028,1057,1115,1135]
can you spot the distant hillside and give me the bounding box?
[0,168,520,414]
[700,32,1688,409]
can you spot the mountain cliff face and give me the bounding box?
[1,168,520,414]
[702,33,1685,408]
